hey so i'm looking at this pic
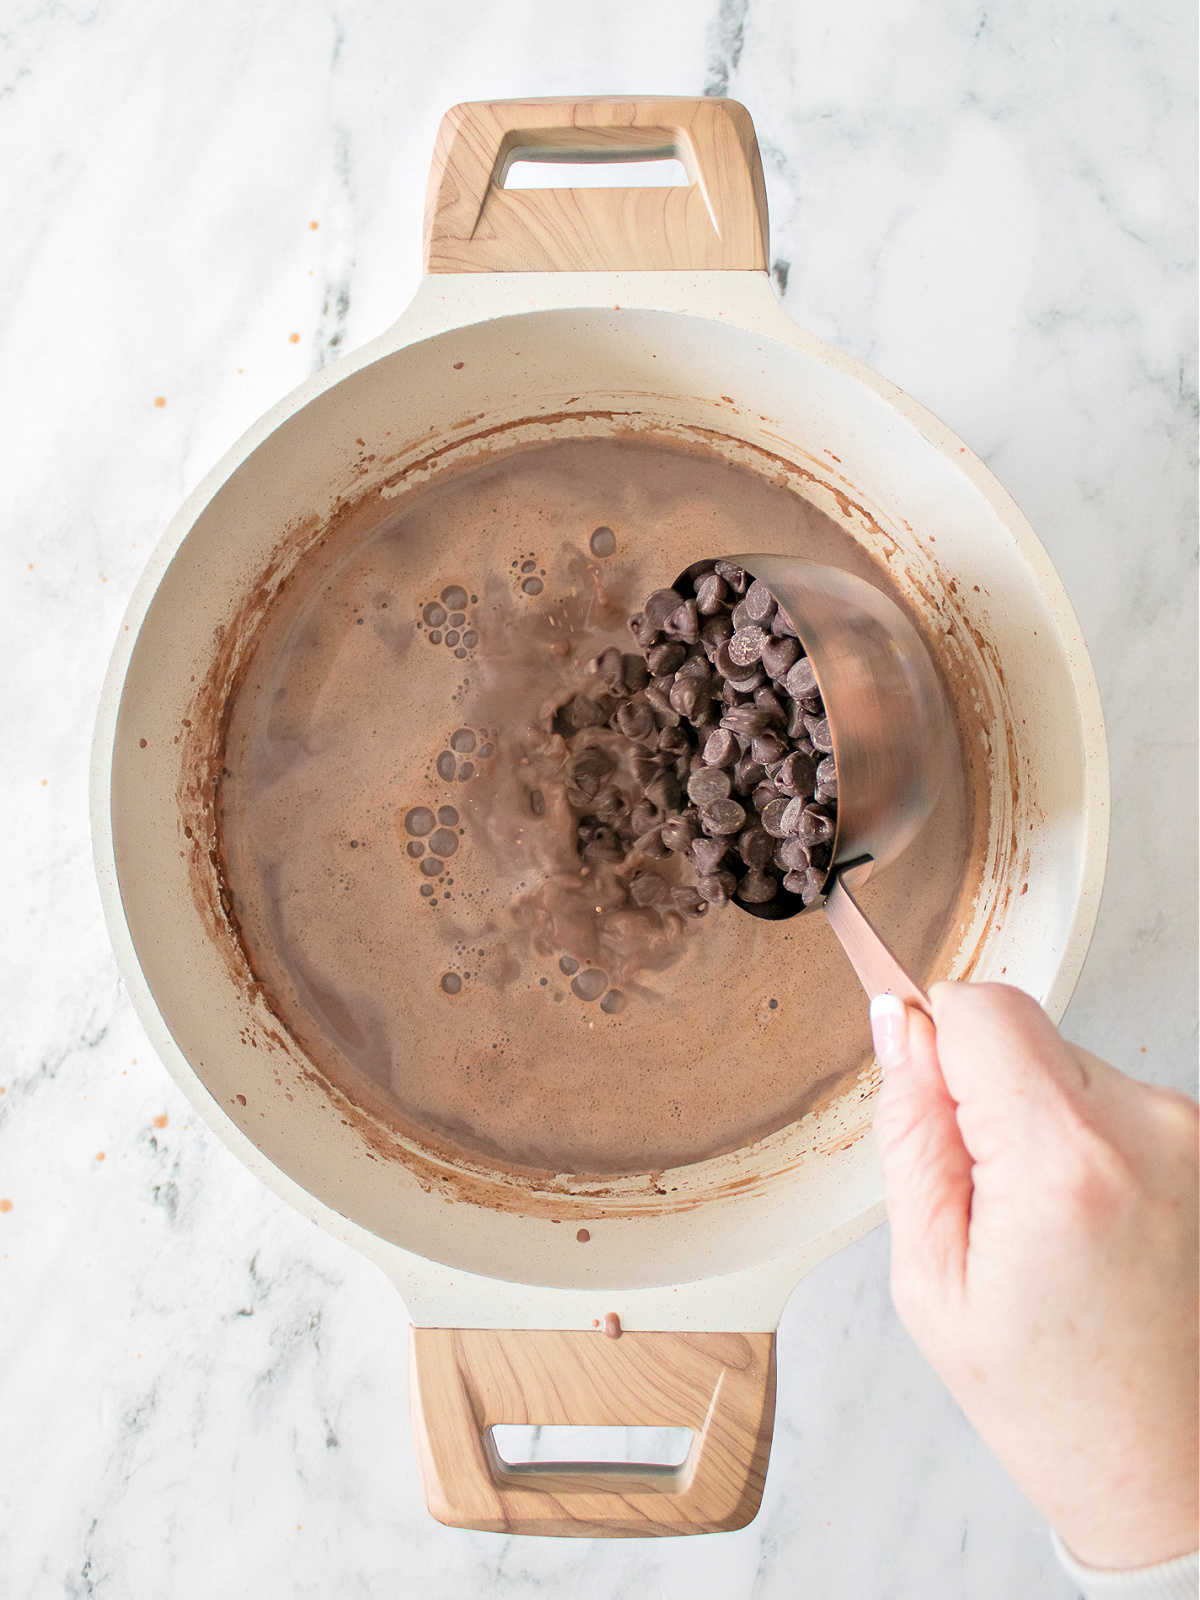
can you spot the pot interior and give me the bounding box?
[108,307,1096,1289]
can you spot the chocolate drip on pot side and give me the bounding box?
[215,436,975,1176]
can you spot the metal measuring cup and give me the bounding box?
[681,555,952,1017]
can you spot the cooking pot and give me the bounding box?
[92,97,1108,1537]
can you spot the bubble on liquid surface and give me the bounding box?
[436,751,456,781]
[428,630,442,645]
[440,585,468,610]
[589,526,616,558]
[571,969,608,1002]
[419,857,442,877]
[422,602,447,628]
[457,762,474,781]
[420,883,435,897]
[444,630,460,647]
[450,728,476,753]
[478,742,493,758]
[404,807,435,837]
[558,955,579,976]
[406,840,425,858]
[462,631,478,648]
[448,612,465,627]
[521,577,544,596]
[437,806,459,826]
[521,559,538,574]
[429,828,459,858]
[600,989,627,1014]
[440,972,462,995]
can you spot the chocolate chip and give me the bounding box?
[805,715,834,753]
[701,613,734,656]
[771,608,799,639]
[622,653,650,693]
[727,625,768,667]
[664,599,700,643]
[697,869,738,904]
[750,781,779,813]
[776,837,811,871]
[647,641,686,676]
[760,797,794,838]
[801,867,827,905]
[643,588,683,631]
[701,797,746,835]
[672,886,709,918]
[796,803,835,844]
[687,766,732,806]
[614,697,656,743]
[732,752,767,794]
[738,827,775,867]
[702,727,738,767]
[633,826,671,859]
[816,756,838,798]
[657,724,691,755]
[645,770,681,812]
[721,704,771,738]
[775,749,818,797]
[695,571,728,614]
[784,657,819,701]
[761,635,800,680]
[669,676,706,719]
[591,646,627,695]
[742,579,777,625]
[750,730,787,766]
[780,796,809,835]
[736,868,777,903]
[714,561,748,593]
[691,836,729,874]
[752,686,787,723]
[661,816,697,853]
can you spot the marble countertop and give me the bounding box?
[1,1,1194,1595]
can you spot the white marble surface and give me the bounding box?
[1,1,1195,1595]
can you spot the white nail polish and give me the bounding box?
[869,992,909,1070]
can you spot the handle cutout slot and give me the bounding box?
[501,152,690,190]
[491,1423,694,1468]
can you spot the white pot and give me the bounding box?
[92,98,1107,1537]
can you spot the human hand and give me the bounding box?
[871,982,1198,1569]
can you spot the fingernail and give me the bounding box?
[869,993,910,1072]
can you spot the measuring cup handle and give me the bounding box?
[422,97,769,274]
[823,870,934,1018]
[409,1326,776,1536]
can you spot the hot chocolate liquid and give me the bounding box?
[218,437,974,1175]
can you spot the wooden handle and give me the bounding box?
[423,97,769,274]
[409,1327,776,1536]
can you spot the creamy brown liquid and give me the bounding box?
[219,438,974,1175]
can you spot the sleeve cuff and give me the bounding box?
[1052,1530,1199,1600]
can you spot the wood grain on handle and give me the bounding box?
[423,98,769,274]
[409,1327,776,1536]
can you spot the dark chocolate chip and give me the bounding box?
[797,803,835,844]
[647,641,686,676]
[702,727,738,767]
[750,730,787,766]
[784,658,819,700]
[714,561,748,593]
[695,572,728,615]
[771,608,799,639]
[760,797,794,838]
[672,885,709,918]
[663,599,700,643]
[736,868,778,903]
[643,588,683,631]
[727,625,768,666]
[696,869,738,905]
[742,579,777,625]
[738,827,775,867]
[629,872,670,907]
[761,635,800,680]
[687,766,732,806]
[660,816,697,853]
[691,836,728,874]
[701,797,747,835]
[614,697,657,743]
[805,715,834,753]
[776,837,812,871]
[621,653,650,693]
[775,749,818,797]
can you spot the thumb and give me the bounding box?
[872,995,972,1301]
